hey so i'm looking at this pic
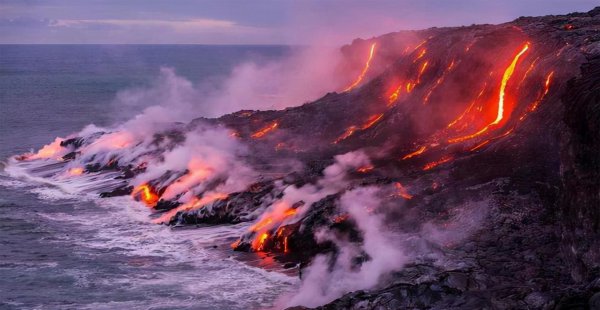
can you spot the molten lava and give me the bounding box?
[493,44,530,125]
[253,233,269,252]
[530,71,554,111]
[413,48,427,63]
[251,122,278,139]
[361,114,384,130]
[446,84,487,129]
[394,182,413,200]
[152,192,228,224]
[357,165,374,173]
[424,60,456,104]
[448,43,530,143]
[132,184,159,206]
[334,113,384,143]
[388,85,403,105]
[423,156,453,171]
[333,126,357,144]
[402,146,427,160]
[28,138,65,160]
[68,167,84,176]
[469,140,490,151]
[343,43,377,92]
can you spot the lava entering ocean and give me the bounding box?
[8,7,599,309]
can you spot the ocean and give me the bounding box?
[0,45,297,309]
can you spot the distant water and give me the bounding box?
[0,45,296,309]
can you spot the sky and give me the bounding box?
[0,0,597,45]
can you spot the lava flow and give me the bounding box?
[251,122,279,138]
[333,113,384,144]
[343,43,377,92]
[152,192,228,224]
[448,43,530,144]
[423,156,453,171]
[402,146,427,160]
[394,182,413,200]
[132,184,159,206]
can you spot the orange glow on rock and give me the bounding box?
[388,85,403,105]
[446,84,487,129]
[530,71,554,111]
[424,60,456,104]
[413,48,427,63]
[68,167,84,176]
[28,138,65,160]
[493,43,529,125]
[251,122,279,139]
[394,182,413,200]
[152,192,228,224]
[252,233,269,252]
[469,140,490,151]
[132,184,159,207]
[423,156,453,171]
[333,126,357,144]
[361,113,384,130]
[448,43,529,143]
[402,146,427,160]
[357,165,374,173]
[343,43,377,92]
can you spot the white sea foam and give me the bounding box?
[2,161,297,309]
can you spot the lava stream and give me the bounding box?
[251,122,279,138]
[132,184,159,206]
[343,43,377,92]
[448,43,530,143]
[402,146,427,160]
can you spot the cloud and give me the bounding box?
[49,18,238,32]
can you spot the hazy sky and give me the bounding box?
[0,0,597,44]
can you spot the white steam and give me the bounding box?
[110,46,352,123]
[284,186,407,308]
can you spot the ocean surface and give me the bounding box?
[0,45,297,309]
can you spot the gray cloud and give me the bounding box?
[0,0,597,44]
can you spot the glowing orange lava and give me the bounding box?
[357,165,374,173]
[361,114,384,130]
[251,122,278,139]
[132,184,159,206]
[394,182,413,200]
[388,85,403,105]
[448,43,529,143]
[469,140,490,151]
[413,48,427,63]
[68,167,84,176]
[424,60,456,104]
[446,84,487,129]
[152,192,228,224]
[333,126,357,144]
[253,233,269,251]
[493,44,529,125]
[530,71,554,111]
[343,43,377,92]
[416,61,429,82]
[28,138,65,160]
[423,156,453,171]
[402,146,427,160]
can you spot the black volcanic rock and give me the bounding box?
[559,55,600,283]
